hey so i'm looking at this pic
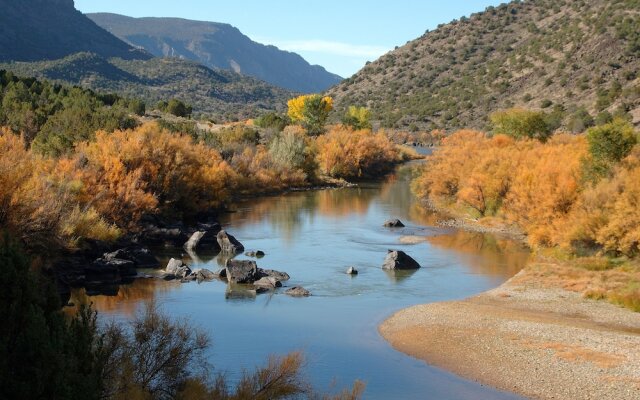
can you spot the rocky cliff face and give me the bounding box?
[88,13,343,92]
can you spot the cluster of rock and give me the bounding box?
[160,255,310,298]
[56,216,421,303]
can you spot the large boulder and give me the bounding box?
[383,219,405,228]
[225,259,259,284]
[285,286,311,297]
[184,224,222,252]
[382,250,421,270]
[217,230,244,254]
[165,258,191,278]
[103,247,158,269]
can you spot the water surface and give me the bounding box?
[74,155,529,399]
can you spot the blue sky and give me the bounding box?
[75,0,505,77]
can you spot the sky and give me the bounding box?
[75,0,505,78]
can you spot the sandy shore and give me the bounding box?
[379,268,640,400]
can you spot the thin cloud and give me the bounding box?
[257,38,390,58]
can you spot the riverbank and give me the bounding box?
[379,266,640,400]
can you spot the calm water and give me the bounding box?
[73,153,529,399]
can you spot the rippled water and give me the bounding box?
[73,152,529,399]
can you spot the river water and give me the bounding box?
[73,151,529,399]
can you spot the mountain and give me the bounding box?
[0,53,293,121]
[0,0,149,62]
[87,13,343,93]
[328,0,640,131]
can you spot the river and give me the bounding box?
[71,151,529,399]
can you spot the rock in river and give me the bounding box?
[195,268,217,281]
[382,250,421,270]
[184,224,221,252]
[346,266,358,275]
[253,276,282,289]
[217,230,245,254]
[259,268,290,282]
[245,250,266,258]
[165,258,192,278]
[285,286,311,297]
[383,219,405,228]
[103,246,159,269]
[225,259,259,284]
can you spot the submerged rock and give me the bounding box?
[382,250,421,270]
[245,250,266,258]
[383,219,405,228]
[285,286,311,297]
[217,230,244,254]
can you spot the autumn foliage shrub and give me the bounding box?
[413,128,640,256]
[71,123,237,226]
[0,129,120,250]
[315,126,402,180]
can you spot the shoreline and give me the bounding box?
[379,267,640,400]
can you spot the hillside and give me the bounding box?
[87,13,343,93]
[0,53,293,121]
[328,0,640,131]
[0,0,149,62]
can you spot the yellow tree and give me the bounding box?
[287,95,333,135]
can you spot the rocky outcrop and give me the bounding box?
[217,230,244,254]
[382,250,421,270]
[383,219,405,228]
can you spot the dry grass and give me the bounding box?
[516,257,640,312]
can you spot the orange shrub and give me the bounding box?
[72,123,237,226]
[315,126,401,180]
[0,129,119,250]
[565,147,640,255]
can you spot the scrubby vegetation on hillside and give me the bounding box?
[329,0,640,131]
[0,54,294,122]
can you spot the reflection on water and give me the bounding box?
[427,231,530,277]
[69,278,180,317]
[78,156,526,400]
